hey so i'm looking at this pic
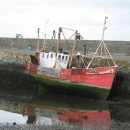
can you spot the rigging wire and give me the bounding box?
[61,28,76,53]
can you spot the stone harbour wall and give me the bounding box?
[0,37,130,55]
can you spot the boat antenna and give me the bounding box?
[42,19,49,50]
[37,28,40,52]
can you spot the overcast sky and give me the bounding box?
[0,0,130,41]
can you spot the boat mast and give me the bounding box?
[87,16,116,68]
[68,30,77,69]
[42,20,49,50]
[100,16,108,56]
[53,27,62,68]
[102,17,108,42]
[37,28,40,52]
[101,17,117,66]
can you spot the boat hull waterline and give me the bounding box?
[25,62,118,100]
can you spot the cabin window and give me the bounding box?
[58,55,61,60]
[51,54,53,58]
[47,54,49,58]
[62,56,64,60]
[42,53,44,58]
[65,56,68,61]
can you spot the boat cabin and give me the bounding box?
[39,51,69,69]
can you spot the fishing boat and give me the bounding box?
[25,17,118,100]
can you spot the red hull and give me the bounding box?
[25,62,117,90]
[60,67,117,89]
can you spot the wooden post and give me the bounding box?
[68,31,77,69]
[43,33,46,48]
[42,20,49,50]
[54,27,62,68]
[37,28,40,52]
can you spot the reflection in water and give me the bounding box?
[23,91,112,129]
[23,106,111,129]
[0,88,130,129]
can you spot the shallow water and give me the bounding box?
[0,89,130,130]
